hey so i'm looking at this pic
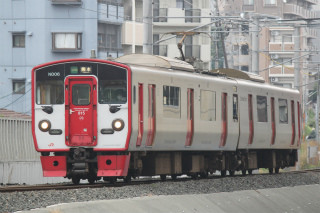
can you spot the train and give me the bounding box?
[32,54,301,184]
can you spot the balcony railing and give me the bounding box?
[154,8,168,22]
[185,9,201,23]
[283,4,316,19]
[98,0,123,6]
[269,42,294,52]
[51,0,81,4]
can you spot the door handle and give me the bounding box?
[70,109,75,114]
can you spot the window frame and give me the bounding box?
[256,95,268,122]
[12,79,26,94]
[12,33,25,48]
[278,98,288,124]
[52,32,82,52]
[163,85,181,118]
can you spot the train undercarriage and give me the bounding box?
[41,148,298,184]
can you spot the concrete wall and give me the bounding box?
[0,117,65,184]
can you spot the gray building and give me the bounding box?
[0,0,124,114]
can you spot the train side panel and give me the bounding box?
[128,65,240,152]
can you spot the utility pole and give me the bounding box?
[132,0,136,53]
[143,0,153,54]
[294,26,301,89]
[316,64,319,144]
[251,16,259,75]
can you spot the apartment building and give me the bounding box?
[123,0,212,70]
[217,0,317,88]
[0,0,124,113]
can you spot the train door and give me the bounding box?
[65,77,97,146]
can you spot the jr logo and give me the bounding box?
[48,72,60,77]
[48,143,54,147]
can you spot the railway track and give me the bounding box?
[1,169,319,193]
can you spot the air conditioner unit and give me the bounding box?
[270,54,279,59]
[270,77,278,82]
[271,31,279,36]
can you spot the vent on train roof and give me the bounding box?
[210,68,265,83]
[115,54,195,72]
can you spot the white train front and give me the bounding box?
[32,54,301,184]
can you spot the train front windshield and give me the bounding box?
[35,62,127,105]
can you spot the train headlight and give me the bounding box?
[112,119,124,131]
[39,120,51,132]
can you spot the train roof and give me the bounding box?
[115,54,195,72]
[116,54,267,84]
[209,68,265,83]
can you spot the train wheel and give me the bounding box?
[275,167,280,174]
[229,170,235,176]
[221,170,226,177]
[160,175,167,181]
[241,170,246,176]
[124,175,132,183]
[88,177,95,184]
[268,168,273,174]
[248,169,253,175]
[200,172,208,179]
[171,174,177,180]
[72,177,80,185]
[110,177,117,184]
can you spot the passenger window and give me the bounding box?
[72,84,91,105]
[279,99,288,123]
[200,90,216,121]
[163,85,181,118]
[233,94,238,122]
[257,95,268,122]
[36,80,64,105]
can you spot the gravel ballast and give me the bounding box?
[1,172,320,213]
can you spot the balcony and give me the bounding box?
[269,42,294,53]
[185,9,201,23]
[242,4,255,12]
[154,8,168,23]
[153,45,168,56]
[98,1,124,24]
[51,0,81,5]
[305,0,318,5]
[269,66,294,76]
[283,4,316,19]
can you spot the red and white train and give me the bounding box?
[32,54,301,184]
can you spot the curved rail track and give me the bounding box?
[1,169,320,193]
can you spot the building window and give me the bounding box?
[264,0,276,5]
[12,80,25,94]
[12,34,25,48]
[241,44,249,55]
[241,66,249,72]
[176,0,184,8]
[257,95,268,122]
[52,33,82,51]
[244,0,254,5]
